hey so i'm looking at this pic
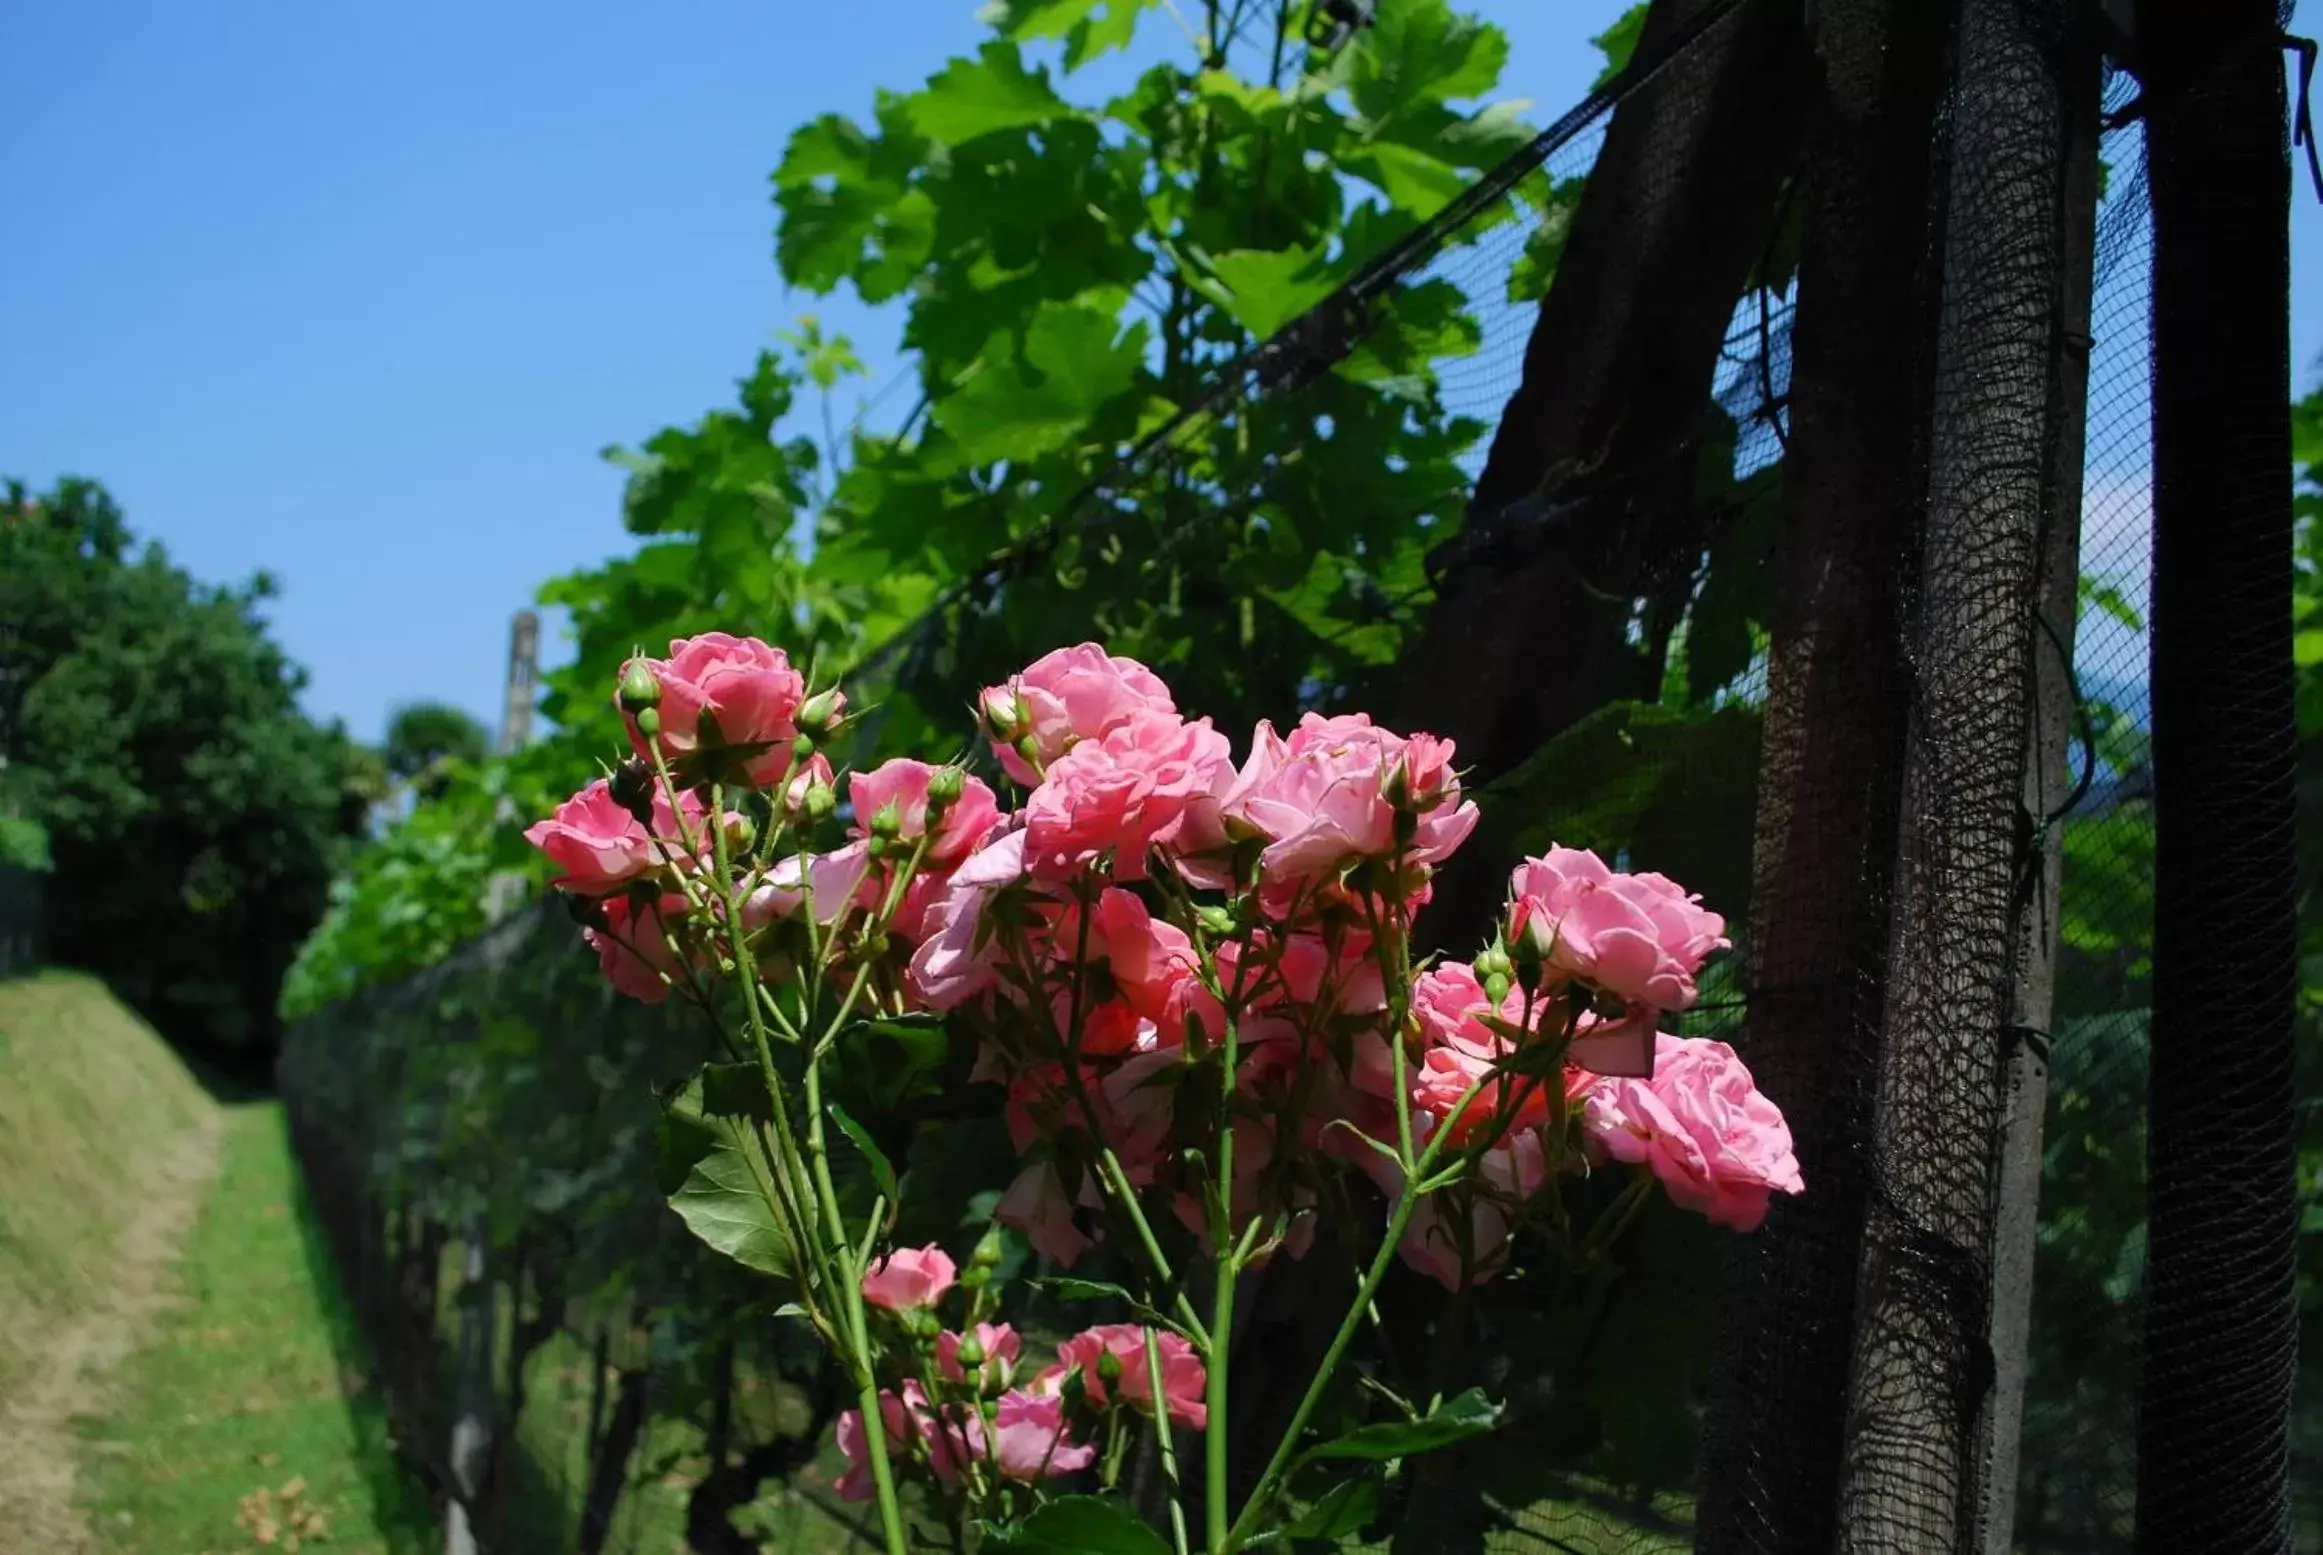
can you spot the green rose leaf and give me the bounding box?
[668,1130,793,1279]
[1295,1387,1502,1467]
[699,1062,774,1124]
[981,1495,1170,1554]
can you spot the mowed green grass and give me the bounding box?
[0,970,210,1400]
[76,1099,435,1555]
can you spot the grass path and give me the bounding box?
[0,1106,220,1554]
[75,1100,435,1554]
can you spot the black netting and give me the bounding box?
[277,0,2316,1548]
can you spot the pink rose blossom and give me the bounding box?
[997,1159,1101,1266]
[1347,1117,1548,1290]
[1584,1034,1802,1231]
[586,893,690,1003]
[860,1244,958,1312]
[835,1383,969,1500]
[1022,713,1231,880]
[984,644,1177,785]
[1038,1324,1207,1428]
[524,779,703,896]
[1180,713,1477,892]
[1352,962,1595,1142]
[990,1388,1097,1482]
[937,1323,1023,1389]
[1042,889,1202,1054]
[906,828,1029,1011]
[849,758,1001,865]
[742,842,876,929]
[1506,846,1729,1017]
[622,633,810,787]
[1098,1048,1186,1186]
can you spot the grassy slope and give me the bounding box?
[77,1099,436,1554]
[0,970,211,1399]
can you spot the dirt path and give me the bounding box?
[0,1111,223,1553]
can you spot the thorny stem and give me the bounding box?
[1097,1148,1212,1349]
[1145,1327,1193,1555]
[1224,1076,1495,1550]
[712,779,907,1555]
[1204,1006,1238,1553]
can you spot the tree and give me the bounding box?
[0,476,362,1053]
[382,700,490,802]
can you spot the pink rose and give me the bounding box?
[1097,1048,1186,1186]
[937,1322,1023,1389]
[997,1159,1101,1267]
[849,759,1001,865]
[1507,847,1729,1016]
[622,633,810,787]
[1350,1119,1548,1290]
[1038,1324,1207,1428]
[524,779,703,895]
[585,893,690,1003]
[906,828,1029,1011]
[1390,730,1459,811]
[1022,712,1231,880]
[1181,714,1477,892]
[1042,889,1201,1054]
[835,1382,969,1500]
[1583,1034,1803,1231]
[860,1244,958,1312]
[990,1388,1097,1482]
[984,644,1177,785]
[1362,962,1595,1141]
[742,842,877,929]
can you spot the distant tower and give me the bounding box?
[485,609,542,925]
[499,609,539,755]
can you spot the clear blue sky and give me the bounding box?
[4,1,2318,744]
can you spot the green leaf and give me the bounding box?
[908,43,1073,145]
[1686,470,1782,701]
[834,1012,953,1112]
[830,1102,899,1205]
[699,1062,774,1124]
[1064,0,1148,68]
[1283,1476,1381,1540]
[655,1106,720,1198]
[976,0,1096,39]
[1350,0,1510,125]
[2079,573,2146,633]
[1294,1388,1502,1467]
[981,1495,1169,1554]
[1201,246,1334,338]
[1506,174,1586,303]
[930,301,1148,465]
[1491,700,1764,914]
[1341,140,1472,214]
[979,0,1149,68]
[1036,1276,1139,1303]
[668,1128,794,1279]
[1592,4,1650,87]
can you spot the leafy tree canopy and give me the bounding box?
[1,477,365,1052]
[381,700,491,801]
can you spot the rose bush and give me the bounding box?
[530,633,1801,1554]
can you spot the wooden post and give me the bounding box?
[1836,0,2100,1545]
[2135,2,2301,1549]
[1977,31,2100,1548]
[1695,0,1949,1543]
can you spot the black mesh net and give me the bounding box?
[276,0,2317,1548]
